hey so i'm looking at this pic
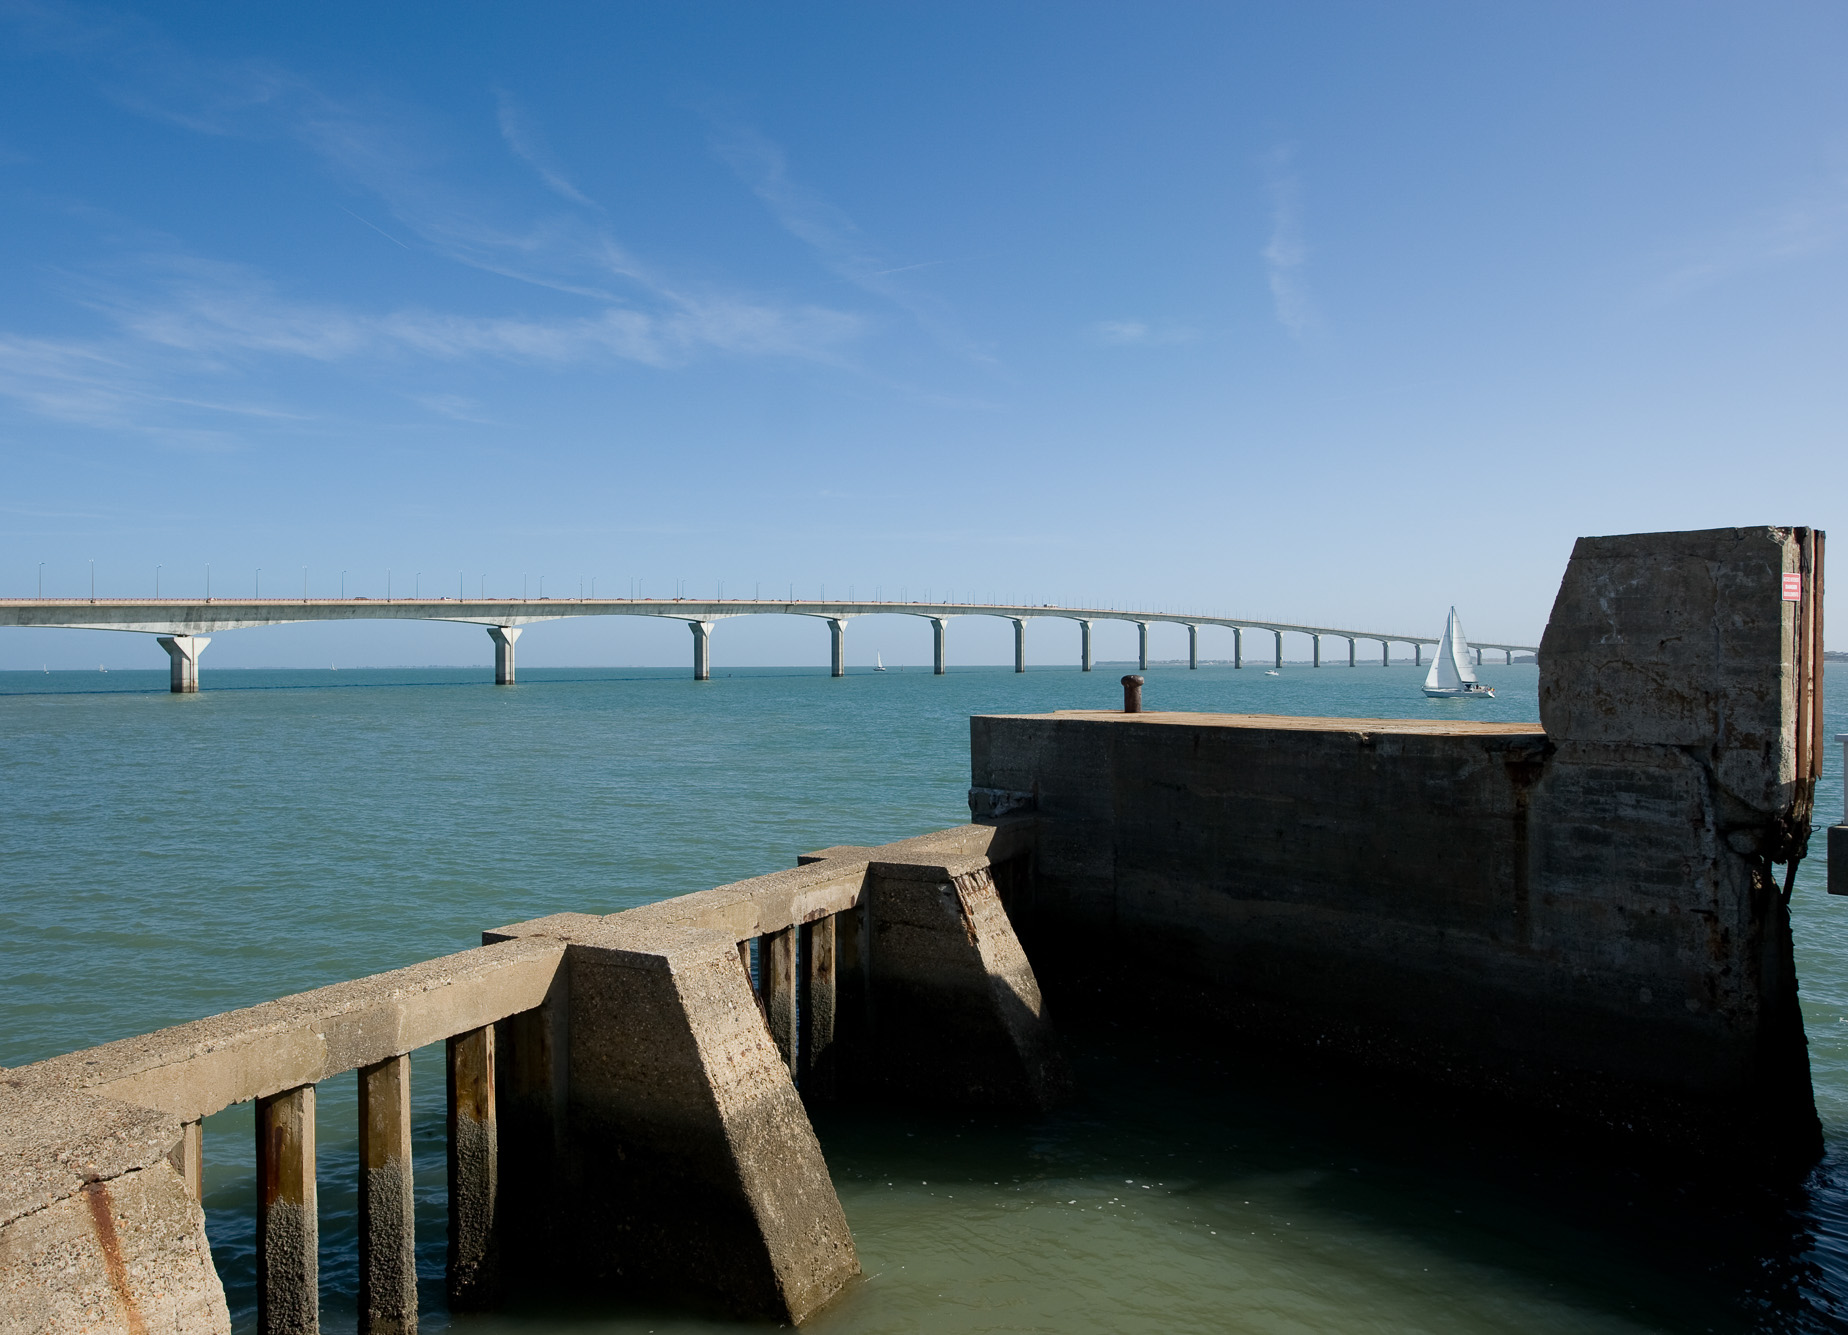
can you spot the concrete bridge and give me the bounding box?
[0,597,1540,691]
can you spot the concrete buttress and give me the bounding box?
[485,918,858,1323]
[858,857,1069,1110]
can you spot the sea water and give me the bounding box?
[3,662,1844,1332]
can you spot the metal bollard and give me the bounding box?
[1121,674,1143,714]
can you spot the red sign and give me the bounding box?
[1783,573,1803,602]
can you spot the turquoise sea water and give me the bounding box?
[3,661,1845,1332]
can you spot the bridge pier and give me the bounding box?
[827,619,846,677]
[931,618,946,675]
[1313,634,1322,667]
[1506,648,1513,665]
[1079,619,1093,671]
[689,621,713,681]
[488,626,522,685]
[1415,643,1423,667]
[156,634,210,693]
[1233,626,1242,668]
[1012,619,1026,673]
[1347,637,1356,667]
[1187,624,1197,669]
[1135,622,1148,671]
[1274,630,1283,669]
[1382,639,1390,666]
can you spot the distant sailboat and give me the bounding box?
[1264,669,1281,676]
[874,652,888,673]
[1422,607,1493,698]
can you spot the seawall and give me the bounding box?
[971,525,1826,1167]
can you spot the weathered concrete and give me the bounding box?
[4,814,1054,1330]
[930,616,946,675]
[800,914,839,1098]
[970,525,1825,1169]
[446,1028,500,1309]
[486,918,859,1323]
[0,1153,228,1335]
[689,619,713,681]
[255,1085,316,1335]
[358,1055,417,1335]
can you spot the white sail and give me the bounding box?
[1423,607,1477,691]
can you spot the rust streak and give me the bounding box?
[82,1180,149,1335]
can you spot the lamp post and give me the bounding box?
[37,563,43,599]
[255,568,261,598]
[156,565,161,597]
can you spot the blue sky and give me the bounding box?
[2,1,1845,669]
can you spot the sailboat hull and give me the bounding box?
[1422,685,1494,698]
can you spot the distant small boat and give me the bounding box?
[1423,607,1494,698]
[1264,669,1281,676]
[99,665,106,673]
[874,653,887,673]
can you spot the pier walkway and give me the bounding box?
[0,597,1539,691]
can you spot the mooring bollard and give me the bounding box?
[1121,674,1143,713]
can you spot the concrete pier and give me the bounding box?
[1012,619,1027,673]
[1187,624,1198,669]
[157,634,209,693]
[256,1086,317,1335]
[1233,626,1242,668]
[1135,622,1148,671]
[487,626,521,685]
[357,1056,416,1335]
[827,618,846,678]
[930,617,946,675]
[1347,637,1355,667]
[1079,619,1092,671]
[1381,639,1390,666]
[689,620,713,681]
[1312,634,1321,667]
[1273,630,1283,668]
[1414,642,1422,666]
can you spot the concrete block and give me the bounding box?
[1539,526,1800,815]
[0,1161,227,1335]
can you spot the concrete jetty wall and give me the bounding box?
[970,525,1825,1167]
[0,822,1054,1334]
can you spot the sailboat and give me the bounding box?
[874,652,888,672]
[1422,607,1493,698]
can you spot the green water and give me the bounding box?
[3,662,1844,1332]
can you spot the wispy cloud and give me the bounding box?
[1655,173,1848,299]
[1262,145,1319,339]
[0,5,872,438]
[493,88,596,209]
[711,123,993,364]
[1091,319,1196,347]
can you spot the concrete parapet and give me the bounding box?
[5,817,1049,1330]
